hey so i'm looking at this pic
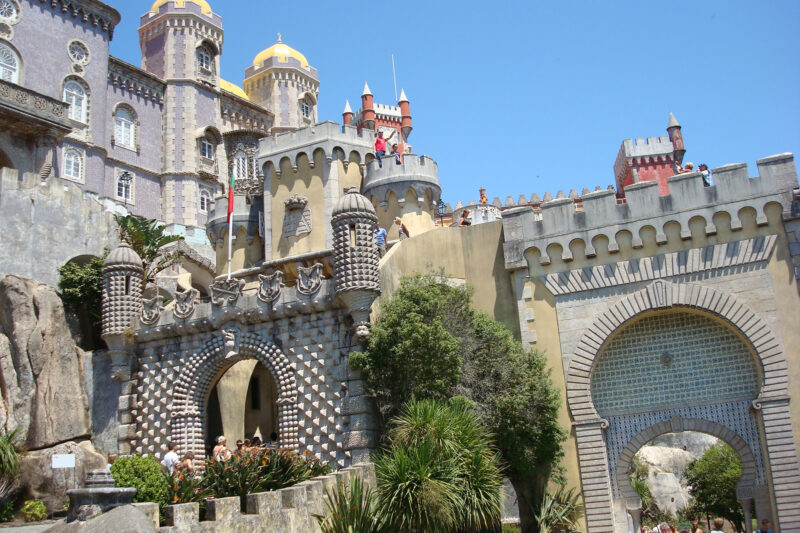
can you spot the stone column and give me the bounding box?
[627,505,642,533]
[574,419,615,533]
[739,499,753,533]
[753,396,800,531]
[35,132,57,181]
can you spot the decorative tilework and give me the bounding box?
[591,312,758,416]
[604,400,766,497]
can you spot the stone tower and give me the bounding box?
[244,36,319,132]
[139,0,225,240]
[101,242,144,380]
[332,187,380,340]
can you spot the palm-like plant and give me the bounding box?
[531,486,585,533]
[0,429,22,500]
[314,476,384,533]
[113,214,184,291]
[375,398,502,533]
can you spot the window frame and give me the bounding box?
[199,189,211,213]
[63,78,89,124]
[62,148,83,182]
[0,40,20,83]
[200,137,215,160]
[233,150,248,180]
[113,106,137,150]
[197,46,212,72]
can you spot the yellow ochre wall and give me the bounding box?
[215,226,263,276]
[374,188,436,242]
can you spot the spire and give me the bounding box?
[667,112,680,129]
[343,100,352,114]
[398,88,408,103]
[276,32,282,43]
[362,82,372,96]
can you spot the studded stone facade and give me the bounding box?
[101,242,143,336]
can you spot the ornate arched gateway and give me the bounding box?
[169,329,299,462]
[565,280,800,533]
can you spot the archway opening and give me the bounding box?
[204,359,279,452]
[629,431,747,532]
[0,148,14,170]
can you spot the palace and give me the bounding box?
[1,1,799,532]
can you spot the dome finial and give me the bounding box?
[277,32,282,43]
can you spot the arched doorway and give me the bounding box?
[565,280,800,533]
[170,328,299,464]
[204,360,279,451]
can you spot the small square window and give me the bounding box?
[201,138,215,159]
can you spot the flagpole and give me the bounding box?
[227,214,233,281]
[391,53,398,103]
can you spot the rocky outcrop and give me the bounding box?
[20,441,106,513]
[0,275,91,448]
[44,504,158,533]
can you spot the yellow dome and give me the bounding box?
[252,37,309,68]
[219,79,249,101]
[150,0,212,15]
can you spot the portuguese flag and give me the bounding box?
[227,171,235,223]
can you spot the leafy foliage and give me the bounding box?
[21,499,46,522]
[314,476,384,533]
[57,255,106,322]
[113,214,184,289]
[352,273,566,533]
[685,442,744,529]
[201,447,331,509]
[110,454,169,506]
[0,499,13,522]
[165,469,212,506]
[0,429,22,482]
[530,486,585,533]
[374,398,503,533]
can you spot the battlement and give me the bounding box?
[503,153,798,270]
[258,122,374,174]
[614,136,675,182]
[161,463,374,532]
[362,154,440,207]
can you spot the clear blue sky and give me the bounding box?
[111,1,800,206]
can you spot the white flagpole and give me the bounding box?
[391,54,398,103]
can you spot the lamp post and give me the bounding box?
[118,170,133,210]
[437,199,446,227]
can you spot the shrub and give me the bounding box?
[110,455,169,506]
[0,499,14,522]
[502,524,521,533]
[165,470,212,506]
[21,499,46,522]
[201,448,331,508]
[314,476,384,533]
[531,486,584,533]
[375,398,503,533]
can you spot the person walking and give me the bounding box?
[179,451,195,474]
[394,217,409,240]
[458,209,472,227]
[213,436,231,461]
[756,519,773,533]
[709,518,725,533]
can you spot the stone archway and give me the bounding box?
[564,279,800,533]
[615,418,759,533]
[169,328,298,462]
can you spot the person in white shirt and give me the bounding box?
[161,441,179,474]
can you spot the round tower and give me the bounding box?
[331,188,380,340]
[398,89,412,141]
[666,112,685,166]
[360,82,375,132]
[342,100,354,126]
[206,189,264,275]
[245,36,319,132]
[102,242,143,380]
[362,154,442,240]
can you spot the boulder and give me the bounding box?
[44,504,158,533]
[20,441,107,513]
[648,471,691,517]
[650,431,719,457]
[0,275,91,448]
[637,445,697,476]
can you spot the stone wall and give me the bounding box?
[0,169,120,287]
[161,462,375,533]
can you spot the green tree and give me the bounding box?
[374,398,503,533]
[113,214,184,291]
[351,273,567,533]
[685,442,744,531]
[58,253,106,348]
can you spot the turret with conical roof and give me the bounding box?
[666,112,685,166]
[102,241,144,380]
[360,82,375,132]
[244,35,319,132]
[343,100,354,126]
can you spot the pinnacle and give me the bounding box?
[362,82,372,96]
[667,112,680,128]
[343,100,352,114]
[398,88,408,103]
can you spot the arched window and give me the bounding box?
[200,189,211,212]
[197,46,212,72]
[63,148,82,181]
[0,41,19,83]
[113,106,136,150]
[233,150,248,180]
[200,136,215,159]
[116,169,134,202]
[63,79,88,123]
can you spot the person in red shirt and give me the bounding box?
[374,130,395,168]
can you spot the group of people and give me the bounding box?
[160,441,195,475]
[641,518,772,533]
[374,130,402,169]
[375,218,410,257]
[676,161,712,187]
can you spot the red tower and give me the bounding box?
[360,82,375,132]
[342,100,353,126]
[613,113,689,196]
[349,83,413,158]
